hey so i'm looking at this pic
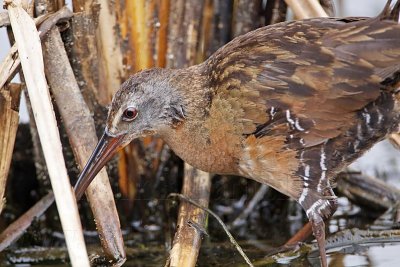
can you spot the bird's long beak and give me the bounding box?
[74,132,124,200]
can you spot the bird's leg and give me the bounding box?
[299,187,337,267]
[296,144,339,266]
[308,210,327,267]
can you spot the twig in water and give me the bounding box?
[168,193,254,267]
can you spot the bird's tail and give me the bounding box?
[368,0,400,91]
[379,0,400,22]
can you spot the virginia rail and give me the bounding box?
[75,1,400,266]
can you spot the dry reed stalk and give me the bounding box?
[96,0,124,104]
[72,0,124,105]
[126,0,154,71]
[319,0,335,16]
[5,1,89,265]
[284,0,328,19]
[205,0,233,57]
[43,27,126,265]
[232,0,262,38]
[265,0,288,25]
[2,8,72,203]
[115,0,166,204]
[156,0,170,68]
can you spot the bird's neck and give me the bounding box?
[158,64,242,174]
[168,64,212,121]
[157,63,214,148]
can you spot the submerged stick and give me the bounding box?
[43,26,126,265]
[0,192,54,251]
[336,171,400,210]
[5,1,89,265]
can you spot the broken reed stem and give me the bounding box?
[0,83,21,214]
[0,6,73,89]
[156,0,170,67]
[169,165,211,267]
[43,27,126,264]
[6,1,89,266]
[0,12,10,27]
[324,228,400,253]
[319,0,335,16]
[169,193,254,267]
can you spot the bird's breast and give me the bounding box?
[162,124,242,174]
[161,94,250,174]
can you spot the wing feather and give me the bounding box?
[206,17,400,147]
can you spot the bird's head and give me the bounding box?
[74,68,186,199]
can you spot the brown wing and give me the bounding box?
[206,17,400,147]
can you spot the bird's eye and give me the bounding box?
[122,107,138,121]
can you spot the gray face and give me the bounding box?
[105,69,185,145]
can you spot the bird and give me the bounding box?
[74,1,400,266]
